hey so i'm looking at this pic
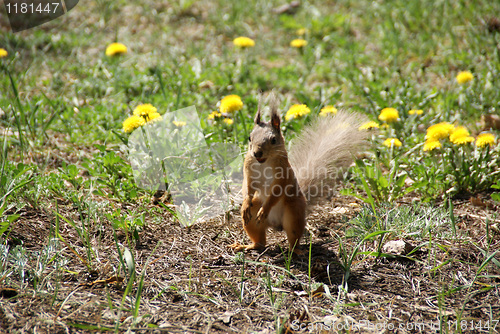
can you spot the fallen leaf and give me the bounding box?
[0,288,18,298]
[272,1,300,14]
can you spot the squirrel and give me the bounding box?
[230,96,368,254]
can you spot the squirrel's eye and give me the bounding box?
[248,136,252,142]
[271,137,277,145]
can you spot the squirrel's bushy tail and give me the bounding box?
[288,111,368,201]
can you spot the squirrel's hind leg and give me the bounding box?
[229,221,266,252]
[282,201,307,255]
[229,242,264,252]
[233,216,267,251]
[229,199,267,252]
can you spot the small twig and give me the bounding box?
[466,213,500,224]
[255,247,269,262]
[54,285,83,321]
[150,238,175,266]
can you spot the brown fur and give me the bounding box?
[230,96,367,253]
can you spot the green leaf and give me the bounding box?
[378,175,389,188]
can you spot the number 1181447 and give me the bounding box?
[447,320,498,331]
[5,2,60,14]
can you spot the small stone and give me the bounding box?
[220,311,235,324]
[382,240,414,256]
[329,207,348,214]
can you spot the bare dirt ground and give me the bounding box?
[1,190,499,333]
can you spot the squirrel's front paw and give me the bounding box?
[242,208,252,225]
[256,207,267,224]
[241,198,252,225]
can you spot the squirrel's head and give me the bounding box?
[248,96,285,164]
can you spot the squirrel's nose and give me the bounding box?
[254,151,263,159]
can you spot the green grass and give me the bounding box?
[1,0,500,331]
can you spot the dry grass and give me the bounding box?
[1,190,499,332]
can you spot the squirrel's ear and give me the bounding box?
[269,95,281,130]
[254,94,263,124]
[254,108,261,125]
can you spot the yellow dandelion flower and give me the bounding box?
[0,48,8,58]
[208,111,222,120]
[449,125,474,145]
[219,95,243,114]
[146,112,162,123]
[452,135,474,145]
[426,122,455,140]
[456,71,473,84]
[383,138,402,148]
[233,37,255,48]
[423,139,442,151]
[449,126,470,143]
[475,133,496,148]
[133,103,157,118]
[105,42,128,56]
[378,108,399,123]
[359,121,380,130]
[223,118,234,125]
[172,121,186,127]
[409,109,423,115]
[290,39,308,48]
[319,105,338,116]
[296,28,308,36]
[123,115,145,133]
[285,104,311,121]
